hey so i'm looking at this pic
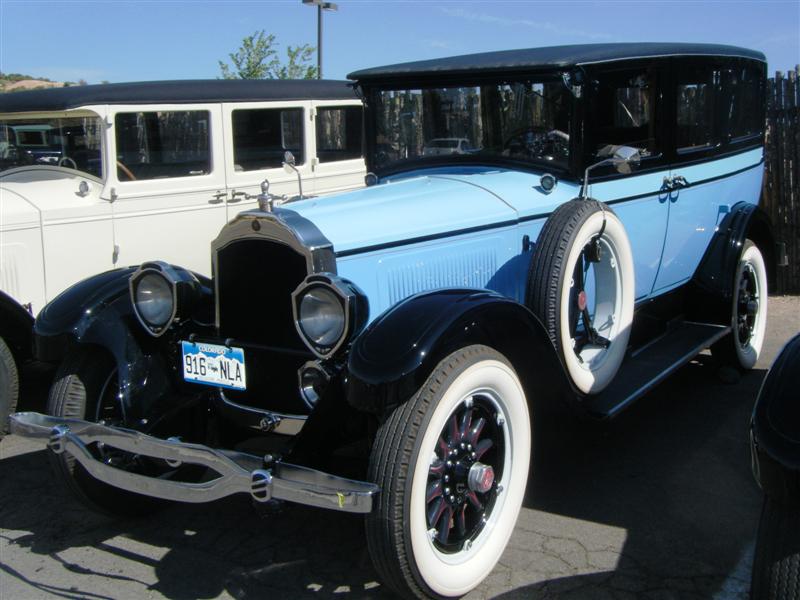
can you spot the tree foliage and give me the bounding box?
[219,31,318,80]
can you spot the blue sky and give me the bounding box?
[1,1,798,83]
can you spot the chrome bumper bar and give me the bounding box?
[9,412,379,514]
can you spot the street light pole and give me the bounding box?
[317,3,322,78]
[302,0,338,79]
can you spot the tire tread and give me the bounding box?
[0,336,19,437]
[751,496,800,600]
[366,345,507,600]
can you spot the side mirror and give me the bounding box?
[282,150,296,175]
[609,145,641,175]
[580,145,641,198]
[281,151,304,200]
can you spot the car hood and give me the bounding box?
[0,167,104,220]
[288,170,571,254]
[0,185,40,229]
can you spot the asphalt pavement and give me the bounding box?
[1,296,799,600]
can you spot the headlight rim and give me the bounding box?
[292,273,368,359]
[129,261,188,337]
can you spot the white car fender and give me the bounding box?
[0,183,45,314]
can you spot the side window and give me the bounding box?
[675,66,721,152]
[589,68,661,162]
[232,107,304,172]
[315,106,362,163]
[115,111,210,181]
[723,64,764,142]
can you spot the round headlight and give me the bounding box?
[135,273,174,327]
[298,287,345,348]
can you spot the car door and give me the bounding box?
[651,59,765,294]
[309,100,366,195]
[583,63,670,301]
[221,101,313,218]
[108,104,227,276]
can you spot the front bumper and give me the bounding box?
[9,412,379,514]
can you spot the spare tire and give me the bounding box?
[527,199,634,394]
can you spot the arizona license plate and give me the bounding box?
[181,341,246,390]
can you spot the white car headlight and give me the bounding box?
[299,287,345,347]
[129,261,202,337]
[292,274,369,358]
[134,272,174,328]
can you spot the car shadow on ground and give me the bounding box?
[2,356,764,599]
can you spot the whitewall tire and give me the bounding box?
[528,200,634,394]
[367,345,531,599]
[713,240,768,370]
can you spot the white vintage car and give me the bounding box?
[0,79,365,432]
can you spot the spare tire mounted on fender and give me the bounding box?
[527,199,634,395]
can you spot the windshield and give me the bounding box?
[0,116,103,178]
[370,77,573,172]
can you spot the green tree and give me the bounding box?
[276,45,318,79]
[219,31,318,80]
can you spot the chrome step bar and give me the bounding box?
[9,412,379,514]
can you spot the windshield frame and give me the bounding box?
[361,71,580,179]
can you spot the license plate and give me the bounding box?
[181,341,246,390]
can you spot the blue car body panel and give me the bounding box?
[654,148,764,293]
[285,146,763,325]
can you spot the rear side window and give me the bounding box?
[232,107,304,172]
[315,105,362,163]
[723,65,764,141]
[675,66,721,152]
[115,111,210,180]
[588,67,661,161]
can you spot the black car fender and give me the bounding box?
[34,266,212,422]
[689,202,776,324]
[0,290,35,363]
[345,288,572,420]
[751,333,800,506]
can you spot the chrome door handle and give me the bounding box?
[671,175,690,189]
[228,190,247,203]
[209,191,226,204]
[663,175,690,191]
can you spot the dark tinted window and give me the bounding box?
[315,106,362,163]
[724,65,763,141]
[675,66,721,152]
[115,111,210,180]
[589,67,661,160]
[232,108,303,172]
[372,78,572,171]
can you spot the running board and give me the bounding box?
[585,322,730,419]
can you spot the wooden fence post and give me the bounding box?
[762,68,799,294]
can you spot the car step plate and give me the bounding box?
[181,341,247,390]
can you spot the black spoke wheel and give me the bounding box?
[425,394,505,553]
[47,347,164,516]
[367,345,531,599]
[736,264,759,348]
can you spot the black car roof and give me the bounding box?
[0,79,357,113]
[348,42,766,81]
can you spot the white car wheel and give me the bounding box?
[713,240,768,370]
[367,345,531,599]
[528,200,634,394]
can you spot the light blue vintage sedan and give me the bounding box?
[10,43,777,599]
